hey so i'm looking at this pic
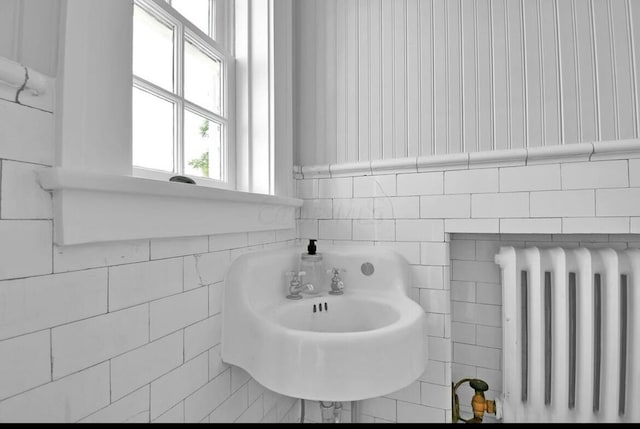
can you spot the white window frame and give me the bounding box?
[132,0,236,190]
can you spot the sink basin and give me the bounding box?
[221,245,428,402]
[272,296,399,333]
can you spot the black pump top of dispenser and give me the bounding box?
[302,239,322,261]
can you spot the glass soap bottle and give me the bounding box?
[299,240,326,295]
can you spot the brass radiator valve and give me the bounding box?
[452,378,497,423]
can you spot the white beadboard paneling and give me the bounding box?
[346,0,358,162]
[293,0,640,166]
[476,0,493,152]
[0,269,107,341]
[557,0,579,144]
[381,0,394,159]
[0,330,50,401]
[492,0,509,151]
[593,0,617,141]
[611,0,636,139]
[540,0,561,147]
[574,0,599,142]
[433,0,447,155]
[507,0,527,149]
[523,0,543,148]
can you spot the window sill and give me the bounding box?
[37,168,302,246]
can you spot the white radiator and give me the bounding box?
[495,246,640,423]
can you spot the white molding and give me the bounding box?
[417,153,469,172]
[372,157,418,175]
[38,168,302,246]
[294,140,640,178]
[469,148,527,169]
[526,142,594,165]
[330,161,373,177]
[591,139,640,160]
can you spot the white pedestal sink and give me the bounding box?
[221,244,428,403]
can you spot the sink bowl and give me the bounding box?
[221,245,428,402]
[272,296,399,333]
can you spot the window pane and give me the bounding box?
[132,87,175,172]
[133,5,174,92]
[185,39,222,115]
[184,110,222,181]
[171,0,211,37]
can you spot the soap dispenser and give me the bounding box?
[299,240,326,295]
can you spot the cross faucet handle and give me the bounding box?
[328,268,346,295]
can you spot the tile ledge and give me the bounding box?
[296,140,640,178]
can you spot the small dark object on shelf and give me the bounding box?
[169,175,196,185]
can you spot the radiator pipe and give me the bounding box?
[452,378,497,423]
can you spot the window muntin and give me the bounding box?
[132,0,232,187]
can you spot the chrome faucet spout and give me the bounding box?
[286,270,312,300]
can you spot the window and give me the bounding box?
[132,0,234,188]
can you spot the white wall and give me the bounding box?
[0,0,303,422]
[0,95,302,423]
[295,144,640,422]
[0,0,61,77]
[293,0,640,166]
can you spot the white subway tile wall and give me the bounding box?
[0,98,299,424]
[4,94,640,423]
[296,149,640,423]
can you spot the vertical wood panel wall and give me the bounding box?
[293,0,640,166]
[0,0,61,77]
